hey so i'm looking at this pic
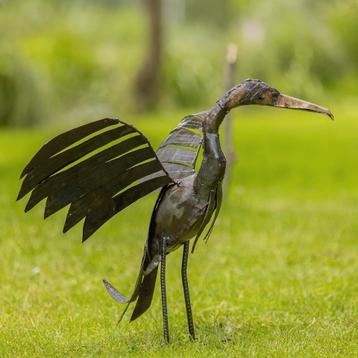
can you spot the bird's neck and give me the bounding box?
[194,101,229,197]
[204,98,230,133]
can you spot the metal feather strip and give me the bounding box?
[157,114,206,180]
[18,118,174,241]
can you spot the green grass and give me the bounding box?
[1,104,358,357]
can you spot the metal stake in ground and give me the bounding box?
[223,44,238,192]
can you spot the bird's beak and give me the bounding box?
[274,94,334,120]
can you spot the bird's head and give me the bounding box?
[223,79,333,119]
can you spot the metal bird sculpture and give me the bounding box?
[18,79,333,343]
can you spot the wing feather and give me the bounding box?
[18,118,173,241]
[160,127,202,148]
[23,136,148,209]
[82,176,169,241]
[157,113,206,180]
[20,118,119,178]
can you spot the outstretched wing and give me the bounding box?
[18,118,174,241]
[156,113,206,180]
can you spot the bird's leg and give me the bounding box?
[182,241,195,340]
[160,236,170,343]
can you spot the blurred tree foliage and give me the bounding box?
[185,0,233,28]
[0,0,357,126]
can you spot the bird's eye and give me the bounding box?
[258,95,264,101]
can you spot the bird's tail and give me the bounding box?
[103,248,159,324]
[103,185,166,324]
[130,265,158,321]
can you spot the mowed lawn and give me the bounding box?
[0,104,357,357]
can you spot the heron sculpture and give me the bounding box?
[18,79,333,343]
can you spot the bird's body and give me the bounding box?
[18,79,333,343]
[127,106,227,327]
[153,175,210,254]
[145,106,226,267]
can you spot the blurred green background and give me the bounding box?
[0,0,357,126]
[1,0,358,356]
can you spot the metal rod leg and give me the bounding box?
[182,241,195,340]
[160,237,170,343]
